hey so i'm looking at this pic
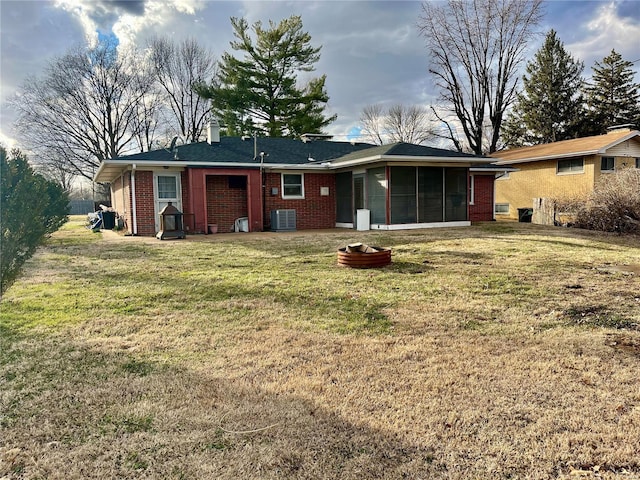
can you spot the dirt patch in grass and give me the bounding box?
[2,221,640,478]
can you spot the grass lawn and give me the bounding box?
[1,217,640,479]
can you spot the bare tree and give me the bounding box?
[360,104,437,145]
[387,104,437,144]
[12,40,157,181]
[149,37,217,143]
[359,104,386,145]
[33,154,77,192]
[418,0,543,154]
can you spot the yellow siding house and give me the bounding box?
[491,127,640,220]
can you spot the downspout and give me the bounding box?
[131,164,138,235]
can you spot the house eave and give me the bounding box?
[492,150,599,165]
[94,159,333,182]
[327,154,492,169]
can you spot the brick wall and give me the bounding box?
[469,174,494,221]
[264,172,336,229]
[135,171,156,236]
[495,156,596,219]
[206,175,248,233]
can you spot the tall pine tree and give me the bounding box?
[197,16,336,138]
[584,49,640,134]
[502,30,585,147]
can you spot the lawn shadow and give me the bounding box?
[0,336,442,479]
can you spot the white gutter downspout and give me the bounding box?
[131,164,138,235]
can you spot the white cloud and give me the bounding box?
[53,0,208,50]
[567,1,640,72]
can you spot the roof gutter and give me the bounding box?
[327,154,493,169]
[492,150,599,165]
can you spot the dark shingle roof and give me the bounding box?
[97,137,493,182]
[113,137,375,165]
[333,142,489,163]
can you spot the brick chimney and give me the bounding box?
[207,119,220,144]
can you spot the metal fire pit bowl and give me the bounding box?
[337,244,392,269]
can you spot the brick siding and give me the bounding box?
[264,172,336,229]
[134,171,156,236]
[206,175,249,233]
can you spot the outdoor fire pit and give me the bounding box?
[337,243,392,269]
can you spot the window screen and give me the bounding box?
[367,167,387,224]
[390,166,417,224]
[335,172,353,223]
[418,167,443,222]
[445,168,467,221]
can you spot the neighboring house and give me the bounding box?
[94,121,499,236]
[491,127,640,220]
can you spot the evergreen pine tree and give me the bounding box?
[584,49,640,134]
[197,16,336,138]
[502,30,585,147]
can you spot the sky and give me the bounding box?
[1,0,640,150]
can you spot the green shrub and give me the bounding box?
[1,146,68,297]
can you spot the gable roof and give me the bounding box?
[94,137,492,183]
[331,142,488,165]
[108,137,376,165]
[491,129,640,165]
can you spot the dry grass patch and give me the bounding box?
[2,219,640,478]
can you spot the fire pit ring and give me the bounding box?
[337,244,392,269]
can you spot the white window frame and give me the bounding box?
[557,158,584,175]
[469,174,475,205]
[600,156,615,172]
[153,172,182,232]
[495,203,510,215]
[281,173,305,199]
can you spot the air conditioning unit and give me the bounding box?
[271,209,296,232]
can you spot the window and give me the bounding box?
[557,158,584,174]
[282,173,304,198]
[469,175,475,205]
[157,175,178,199]
[636,158,640,169]
[601,156,615,171]
[495,203,510,215]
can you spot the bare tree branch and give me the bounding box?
[418,0,543,154]
[149,37,217,143]
[360,104,438,145]
[11,41,158,182]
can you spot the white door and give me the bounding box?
[154,173,182,233]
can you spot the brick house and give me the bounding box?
[94,122,500,236]
[491,127,640,220]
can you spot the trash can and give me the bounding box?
[517,208,533,223]
[102,211,116,229]
[356,209,370,231]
